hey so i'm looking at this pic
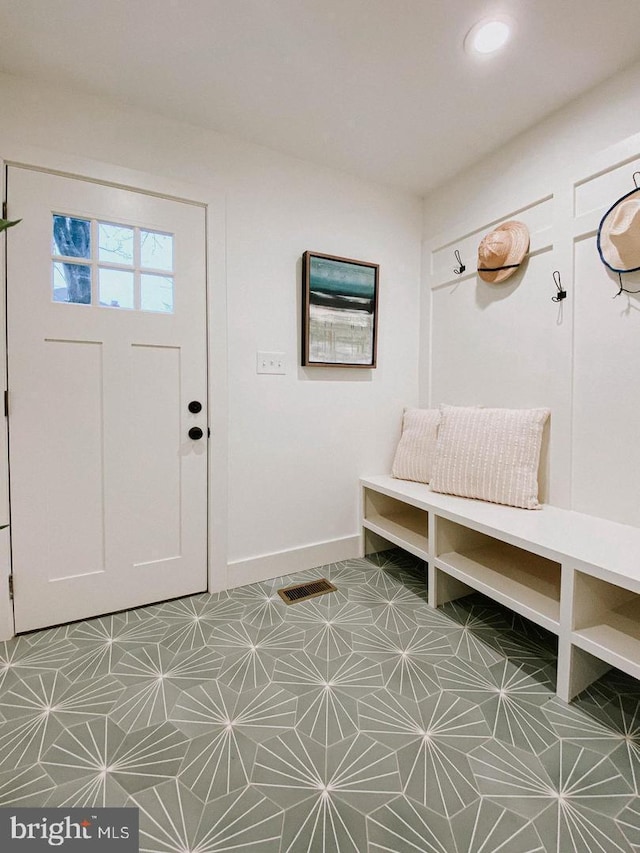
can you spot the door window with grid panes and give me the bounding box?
[52,215,174,313]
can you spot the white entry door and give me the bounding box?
[6,166,208,633]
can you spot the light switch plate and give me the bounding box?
[257,351,286,374]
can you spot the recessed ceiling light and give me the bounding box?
[464,17,512,56]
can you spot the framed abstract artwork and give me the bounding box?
[302,251,379,367]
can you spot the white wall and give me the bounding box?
[421,60,640,526]
[0,71,421,637]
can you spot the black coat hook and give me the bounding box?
[633,171,640,189]
[453,249,466,275]
[552,270,567,302]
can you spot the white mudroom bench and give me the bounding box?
[360,474,640,702]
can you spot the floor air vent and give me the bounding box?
[277,578,337,604]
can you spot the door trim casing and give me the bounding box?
[0,146,228,640]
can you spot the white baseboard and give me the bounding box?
[226,534,362,590]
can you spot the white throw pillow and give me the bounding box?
[430,405,550,509]
[391,408,441,484]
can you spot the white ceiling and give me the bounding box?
[1,0,639,196]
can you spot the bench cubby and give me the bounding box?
[571,571,640,683]
[362,482,429,561]
[360,474,640,702]
[435,516,561,632]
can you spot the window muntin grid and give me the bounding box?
[51,215,175,313]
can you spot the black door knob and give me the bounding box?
[188,401,202,413]
[188,426,204,440]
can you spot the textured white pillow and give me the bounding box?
[430,405,550,509]
[392,408,441,484]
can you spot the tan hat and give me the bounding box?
[597,188,640,273]
[477,220,530,283]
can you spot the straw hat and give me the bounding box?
[597,188,640,273]
[477,220,530,283]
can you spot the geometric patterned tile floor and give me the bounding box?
[0,548,638,852]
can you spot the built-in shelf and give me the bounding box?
[437,542,561,632]
[363,487,428,560]
[435,516,561,631]
[572,572,640,681]
[359,474,640,702]
[363,514,429,560]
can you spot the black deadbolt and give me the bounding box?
[188,400,202,414]
[188,426,204,440]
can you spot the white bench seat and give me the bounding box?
[360,474,640,701]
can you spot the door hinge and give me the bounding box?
[8,575,14,601]
[3,390,8,417]
[1,201,6,219]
